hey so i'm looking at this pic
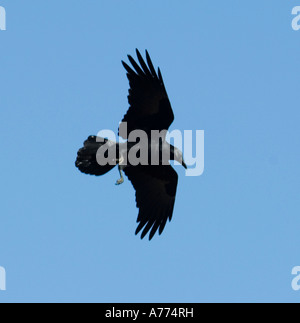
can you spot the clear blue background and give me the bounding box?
[1,1,300,303]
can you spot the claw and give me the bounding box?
[115,177,124,185]
[115,165,124,185]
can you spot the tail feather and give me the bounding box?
[75,136,117,176]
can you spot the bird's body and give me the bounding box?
[76,49,186,240]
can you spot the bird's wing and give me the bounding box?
[124,165,178,240]
[118,49,174,139]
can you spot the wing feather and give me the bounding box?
[119,50,174,139]
[124,165,178,240]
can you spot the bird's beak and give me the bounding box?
[182,160,187,169]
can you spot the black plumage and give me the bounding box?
[76,49,186,240]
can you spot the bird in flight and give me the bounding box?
[75,49,186,240]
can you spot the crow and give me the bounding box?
[76,49,186,240]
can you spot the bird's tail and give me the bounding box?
[75,136,118,176]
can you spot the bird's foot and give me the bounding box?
[116,164,125,185]
[115,177,124,185]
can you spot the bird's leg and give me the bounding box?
[115,166,124,185]
[115,155,125,185]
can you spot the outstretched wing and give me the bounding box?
[119,49,174,139]
[124,165,178,240]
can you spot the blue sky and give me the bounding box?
[1,1,300,303]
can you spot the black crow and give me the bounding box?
[76,49,186,240]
